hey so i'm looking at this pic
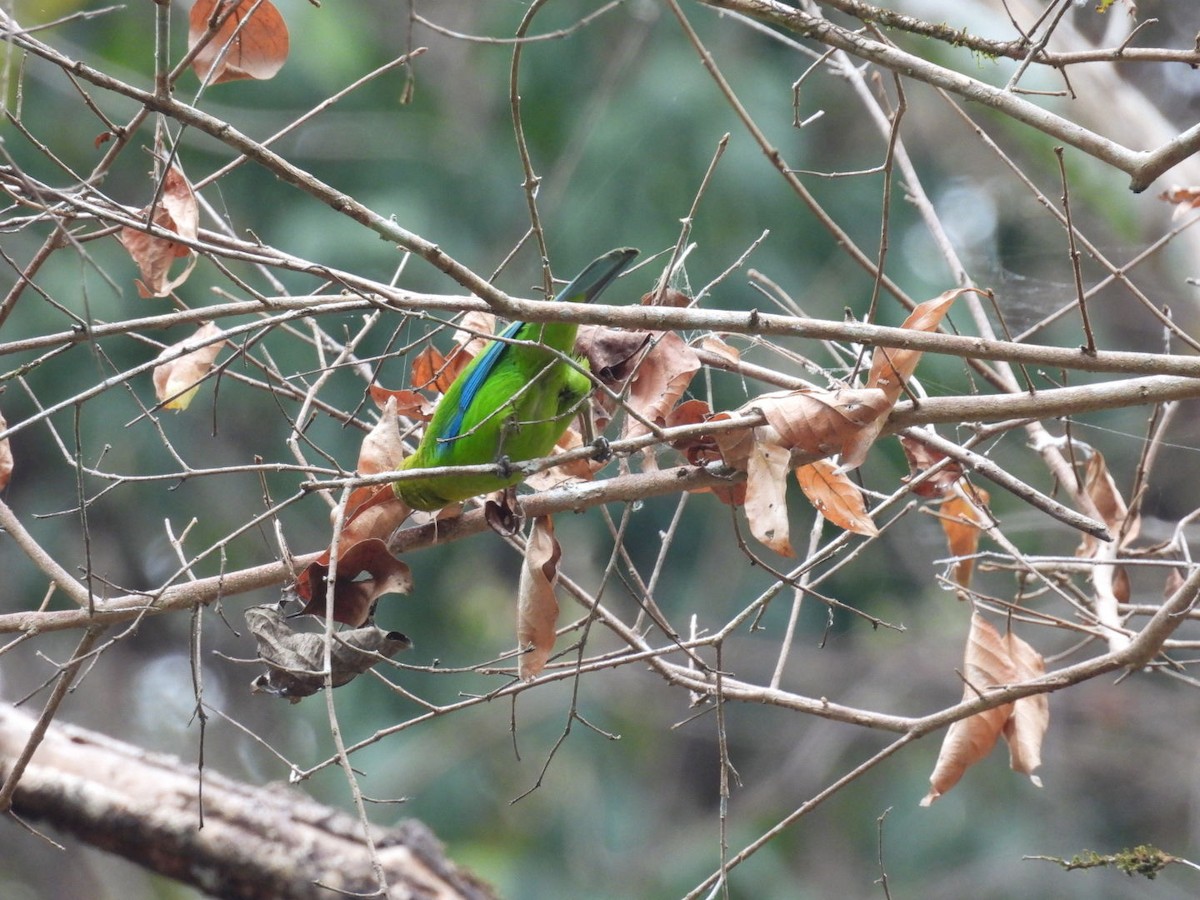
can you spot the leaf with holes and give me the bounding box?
[796,459,877,536]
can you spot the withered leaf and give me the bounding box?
[0,409,11,491]
[296,537,412,626]
[189,0,289,84]
[1160,185,1200,219]
[620,331,701,442]
[898,433,964,498]
[576,325,651,383]
[795,459,878,537]
[411,345,461,394]
[246,604,411,703]
[517,516,561,681]
[940,485,991,589]
[715,388,890,471]
[1076,449,1139,556]
[666,398,720,467]
[923,613,1015,806]
[451,310,498,362]
[923,613,1046,805]
[368,384,435,421]
[745,438,795,557]
[1002,630,1048,786]
[119,166,198,298]
[700,335,741,364]
[152,322,227,411]
[867,289,967,405]
[358,396,406,476]
[640,287,692,307]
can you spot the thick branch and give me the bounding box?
[0,704,495,899]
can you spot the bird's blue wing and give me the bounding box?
[433,319,524,461]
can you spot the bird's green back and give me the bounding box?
[394,248,638,510]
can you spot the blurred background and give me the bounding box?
[3,1,1200,897]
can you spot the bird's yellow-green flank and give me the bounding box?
[393,247,638,511]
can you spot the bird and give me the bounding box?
[393,247,639,511]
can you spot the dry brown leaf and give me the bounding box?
[410,345,462,394]
[940,485,991,588]
[152,322,226,411]
[576,325,651,382]
[296,538,413,627]
[1159,185,1200,220]
[666,398,717,456]
[246,605,411,703]
[0,409,11,491]
[795,459,878,537]
[336,485,411,554]
[119,166,198,298]
[524,426,602,491]
[189,0,289,84]
[357,396,406,476]
[745,439,795,556]
[922,613,1016,806]
[1002,630,1048,786]
[867,289,967,405]
[898,434,964,498]
[640,287,692,307]
[620,332,701,442]
[367,384,435,421]
[451,310,498,361]
[714,388,890,471]
[700,335,741,364]
[1076,449,1139,556]
[517,516,562,681]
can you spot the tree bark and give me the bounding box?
[0,704,495,900]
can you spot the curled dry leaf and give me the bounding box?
[296,537,413,627]
[368,384,435,421]
[1075,448,1136,652]
[867,289,968,404]
[152,322,227,411]
[851,289,969,459]
[667,398,720,466]
[1002,630,1048,786]
[898,434,964,498]
[940,485,991,589]
[713,388,890,472]
[922,613,1047,805]
[517,516,562,681]
[358,396,406,476]
[410,345,461,394]
[1076,449,1139,555]
[524,426,599,492]
[1159,185,1200,219]
[796,459,878,537]
[0,409,11,490]
[700,335,741,364]
[118,165,198,298]
[246,604,411,703]
[189,0,289,84]
[451,310,498,362]
[619,332,701,442]
[745,438,796,556]
[576,325,651,383]
[640,287,692,307]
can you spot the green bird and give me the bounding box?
[394,247,639,511]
